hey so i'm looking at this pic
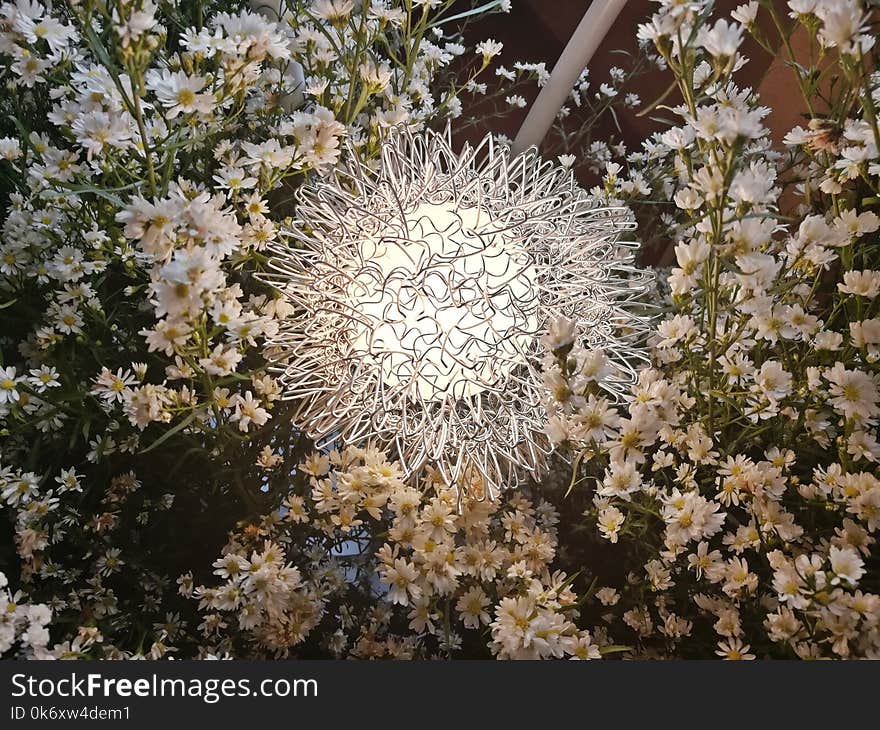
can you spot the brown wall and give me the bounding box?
[457,1,801,154]
[453,1,810,263]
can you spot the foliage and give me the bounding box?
[2,0,879,660]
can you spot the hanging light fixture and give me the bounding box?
[261,126,650,498]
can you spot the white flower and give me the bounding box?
[124,384,171,430]
[851,320,880,358]
[455,586,490,628]
[114,0,158,46]
[835,209,880,239]
[55,468,83,493]
[213,167,258,193]
[542,316,578,353]
[71,111,133,159]
[839,270,880,299]
[674,188,703,210]
[824,362,880,422]
[753,361,792,401]
[199,344,244,377]
[0,366,20,404]
[715,637,755,660]
[566,632,601,660]
[311,0,355,23]
[0,137,22,160]
[813,330,843,351]
[828,545,865,586]
[231,391,270,432]
[816,0,873,55]
[597,505,625,542]
[369,2,406,25]
[1,471,39,506]
[595,587,620,606]
[92,367,136,404]
[661,125,696,150]
[655,314,696,349]
[358,60,393,93]
[788,0,819,17]
[600,461,642,499]
[697,19,743,59]
[847,429,880,463]
[476,39,503,61]
[146,70,214,118]
[730,160,776,204]
[380,557,421,606]
[731,2,759,25]
[13,8,76,55]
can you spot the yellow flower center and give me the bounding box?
[177,89,196,107]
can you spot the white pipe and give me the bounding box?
[250,0,305,112]
[511,0,626,157]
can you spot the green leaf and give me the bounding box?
[139,412,198,455]
[83,25,120,78]
[599,645,633,655]
[9,114,31,146]
[62,184,131,207]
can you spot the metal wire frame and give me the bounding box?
[259,125,653,499]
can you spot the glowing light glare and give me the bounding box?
[347,202,539,400]
[261,127,652,498]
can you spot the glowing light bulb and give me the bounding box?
[347,202,538,401]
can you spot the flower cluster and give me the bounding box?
[548,0,880,659]
[0,571,53,658]
[190,446,603,659]
[286,0,512,153]
[0,0,509,659]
